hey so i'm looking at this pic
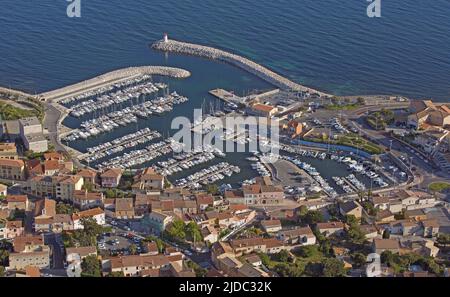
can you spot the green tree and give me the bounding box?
[56,203,76,215]
[436,233,450,246]
[304,262,322,277]
[297,245,320,258]
[351,253,367,268]
[129,244,138,255]
[302,210,324,225]
[344,214,359,225]
[0,266,5,277]
[144,236,166,253]
[346,223,366,245]
[0,249,9,266]
[82,182,94,192]
[206,184,219,195]
[81,255,101,277]
[167,219,186,240]
[382,229,391,239]
[186,221,202,242]
[186,260,207,277]
[298,205,308,217]
[81,217,105,237]
[277,250,290,263]
[322,258,347,277]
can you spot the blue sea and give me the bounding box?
[1,0,449,101]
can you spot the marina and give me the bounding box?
[62,91,188,141]
[155,146,225,177]
[80,128,162,163]
[174,162,241,189]
[95,139,183,170]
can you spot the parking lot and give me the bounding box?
[98,234,142,255]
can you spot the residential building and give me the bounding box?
[224,189,245,205]
[102,254,172,277]
[229,237,286,256]
[405,209,427,221]
[201,225,219,244]
[132,168,165,193]
[56,175,84,201]
[115,198,135,219]
[277,226,317,246]
[316,222,345,237]
[242,184,284,206]
[66,246,97,263]
[407,100,450,130]
[77,168,98,185]
[100,168,123,188]
[371,195,390,210]
[339,200,363,219]
[6,195,28,210]
[360,225,379,239]
[34,198,56,219]
[0,159,25,180]
[72,208,105,229]
[247,103,278,118]
[372,238,400,254]
[260,219,282,233]
[0,183,7,196]
[195,193,214,211]
[9,235,50,270]
[421,219,440,237]
[0,142,18,160]
[376,209,396,223]
[5,220,24,239]
[73,190,104,210]
[142,211,173,234]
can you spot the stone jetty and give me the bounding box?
[39,66,191,102]
[152,38,331,97]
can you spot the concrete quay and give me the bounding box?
[152,39,331,97]
[39,66,191,102]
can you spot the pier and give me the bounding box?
[152,38,331,97]
[209,89,244,104]
[40,66,191,102]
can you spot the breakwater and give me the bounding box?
[152,39,331,97]
[39,66,191,102]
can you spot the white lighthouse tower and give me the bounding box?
[163,33,169,43]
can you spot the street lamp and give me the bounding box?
[389,140,393,152]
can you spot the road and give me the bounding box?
[44,233,65,270]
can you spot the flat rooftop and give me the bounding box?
[25,132,47,142]
[19,117,41,127]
